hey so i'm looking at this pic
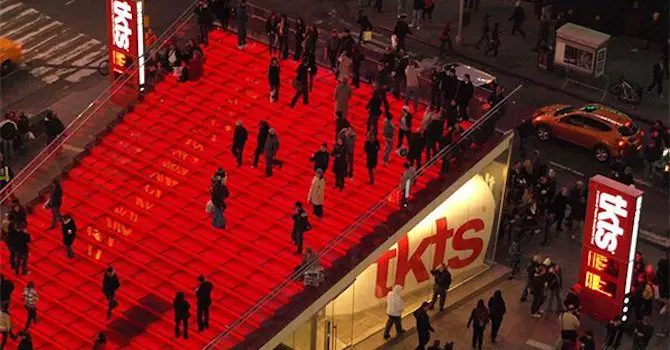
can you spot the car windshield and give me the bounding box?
[617,122,638,137]
[555,107,577,116]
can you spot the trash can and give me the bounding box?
[537,47,553,72]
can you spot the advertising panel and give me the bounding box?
[106,0,145,86]
[579,175,643,321]
[332,175,497,315]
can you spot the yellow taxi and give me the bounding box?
[531,103,644,162]
[0,37,23,75]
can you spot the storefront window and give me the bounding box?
[564,44,594,71]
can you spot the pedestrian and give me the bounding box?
[392,52,409,99]
[338,29,355,56]
[439,22,453,55]
[509,1,526,38]
[44,111,65,147]
[334,78,352,118]
[546,260,563,313]
[195,276,213,332]
[647,58,665,98]
[559,305,580,343]
[102,266,120,320]
[173,292,190,339]
[456,74,474,121]
[563,287,581,311]
[405,61,420,111]
[310,143,330,175]
[549,187,569,234]
[410,0,424,29]
[657,249,669,300]
[382,114,395,165]
[429,67,445,109]
[252,121,270,168]
[401,162,417,205]
[61,215,76,259]
[46,178,62,229]
[604,314,624,349]
[351,45,365,88]
[332,137,347,191]
[567,180,587,239]
[0,275,14,313]
[422,0,435,21]
[414,302,434,349]
[475,14,491,50]
[16,331,31,350]
[92,332,107,350]
[290,56,310,108]
[428,263,451,311]
[357,10,373,44]
[268,57,281,102]
[265,12,278,54]
[366,87,389,133]
[0,115,17,164]
[194,0,214,46]
[22,281,38,330]
[212,0,231,31]
[521,255,542,301]
[374,0,383,12]
[396,0,408,18]
[398,106,412,148]
[337,50,354,83]
[408,131,424,168]
[0,157,12,192]
[579,330,595,350]
[264,128,282,177]
[13,228,30,276]
[307,169,326,218]
[467,299,489,350]
[392,15,412,52]
[236,0,249,49]
[0,310,15,350]
[534,15,550,51]
[325,29,340,71]
[341,127,357,181]
[232,120,248,167]
[633,316,654,349]
[383,285,405,339]
[291,202,310,255]
[210,168,228,229]
[293,17,306,61]
[643,139,662,182]
[364,131,380,184]
[424,110,442,160]
[488,290,506,343]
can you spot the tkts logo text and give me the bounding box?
[375,218,486,298]
[591,191,628,255]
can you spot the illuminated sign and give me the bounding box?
[579,175,643,322]
[112,0,133,51]
[106,0,145,88]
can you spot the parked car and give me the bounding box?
[531,103,643,162]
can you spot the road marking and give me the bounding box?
[526,339,556,350]
[0,3,21,16]
[65,0,77,5]
[2,13,42,38]
[14,21,61,46]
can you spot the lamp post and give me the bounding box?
[456,0,464,44]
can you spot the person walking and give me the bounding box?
[0,115,17,164]
[265,12,278,55]
[414,302,434,349]
[102,266,120,320]
[13,228,30,276]
[334,79,353,119]
[405,61,420,111]
[290,56,310,108]
[236,0,249,49]
[366,87,389,133]
[392,15,412,52]
[456,74,474,121]
[252,121,270,168]
[509,1,526,37]
[46,178,62,230]
[61,215,76,259]
[173,292,190,339]
[559,306,581,343]
[356,10,373,44]
[0,310,15,350]
[194,0,214,46]
[195,276,213,332]
[423,0,435,21]
[293,17,306,61]
[383,285,405,339]
[643,140,662,182]
[647,58,665,98]
[521,255,541,301]
[546,261,563,313]
[264,128,281,177]
[467,299,489,350]
[530,259,547,318]
[351,45,365,88]
[408,131,424,169]
[310,144,330,175]
[409,0,424,30]
[484,22,501,57]
[268,57,281,102]
[475,14,491,50]
[277,15,290,60]
[364,131,380,184]
[549,187,569,234]
[22,281,38,330]
[15,331,31,350]
[0,275,14,313]
[382,114,395,165]
[341,127,357,181]
[43,111,65,146]
[332,138,347,191]
[291,202,310,255]
[232,120,248,167]
[488,290,506,343]
[307,169,325,218]
[398,106,412,148]
[210,168,228,229]
[428,263,451,311]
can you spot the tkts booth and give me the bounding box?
[106,0,146,90]
[578,175,643,322]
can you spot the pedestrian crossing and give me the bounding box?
[0,0,106,84]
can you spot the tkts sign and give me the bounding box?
[106,0,145,87]
[579,175,643,322]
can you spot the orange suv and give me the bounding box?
[531,103,643,162]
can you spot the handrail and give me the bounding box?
[0,2,199,206]
[203,83,523,349]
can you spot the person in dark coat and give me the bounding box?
[484,22,501,57]
[253,121,270,168]
[549,187,569,233]
[102,267,120,320]
[424,114,442,160]
[0,274,14,312]
[467,299,490,350]
[366,87,390,133]
[45,178,62,230]
[335,111,351,139]
[194,0,214,46]
[414,302,434,349]
[291,202,310,254]
[277,15,290,59]
[293,17,306,61]
[61,215,76,259]
[231,120,248,167]
[364,131,380,184]
[441,68,458,105]
[428,263,451,311]
[392,15,412,52]
[173,292,190,339]
[8,200,27,229]
[408,131,424,169]
[456,74,474,121]
[488,290,506,343]
[211,0,231,32]
[332,138,348,191]
[310,143,330,175]
[356,10,373,44]
[647,59,665,97]
[289,56,310,108]
[195,276,213,332]
[268,58,281,102]
[235,0,249,48]
[16,331,31,350]
[264,128,282,177]
[13,228,30,276]
[43,111,65,146]
[508,1,526,37]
